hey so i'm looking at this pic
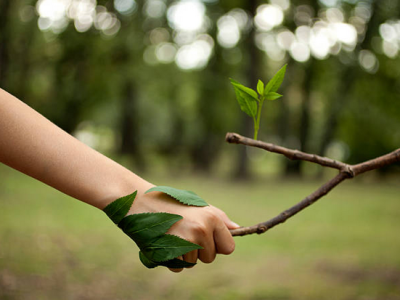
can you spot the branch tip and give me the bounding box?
[225,132,240,144]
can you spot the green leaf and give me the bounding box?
[119,212,182,243]
[146,186,208,207]
[103,191,137,224]
[264,64,287,95]
[139,251,158,268]
[257,80,264,95]
[160,258,196,268]
[230,79,258,118]
[231,86,258,118]
[141,234,202,262]
[139,251,196,269]
[107,186,207,269]
[230,78,259,100]
[265,92,282,101]
[236,89,258,118]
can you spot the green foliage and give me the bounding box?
[103,187,208,269]
[265,92,282,101]
[264,65,287,95]
[139,252,196,269]
[257,80,264,95]
[230,65,287,140]
[4,169,400,298]
[146,186,208,207]
[140,234,202,262]
[103,191,137,224]
[118,213,182,244]
[229,78,258,118]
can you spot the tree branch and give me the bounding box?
[225,132,400,237]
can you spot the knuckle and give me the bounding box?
[192,222,208,237]
[221,211,229,219]
[205,210,219,223]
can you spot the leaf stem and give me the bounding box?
[254,97,264,140]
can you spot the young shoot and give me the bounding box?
[230,65,287,140]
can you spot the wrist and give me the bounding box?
[94,170,154,210]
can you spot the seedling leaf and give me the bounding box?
[265,92,282,101]
[230,79,259,99]
[264,64,287,95]
[257,80,264,95]
[230,79,258,118]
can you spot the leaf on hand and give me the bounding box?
[139,251,196,269]
[257,80,264,95]
[141,234,202,262]
[230,79,258,118]
[103,191,137,224]
[119,212,182,243]
[264,64,287,96]
[146,186,208,207]
[107,186,206,269]
[139,251,158,268]
[159,258,196,268]
[265,92,282,101]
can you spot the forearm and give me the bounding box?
[0,88,152,209]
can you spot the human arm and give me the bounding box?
[0,88,238,272]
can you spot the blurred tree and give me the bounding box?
[233,0,261,180]
[112,2,147,171]
[2,0,399,177]
[0,0,12,88]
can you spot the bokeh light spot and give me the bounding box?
[167,1,205,32]
[114,0,136,15]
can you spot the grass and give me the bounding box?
[0,164,400,300]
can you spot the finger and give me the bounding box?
[168,256,184,273]
[214,219,236,255]
[211,205,240,229]
[183,250,198,268]
[198,234,216,264]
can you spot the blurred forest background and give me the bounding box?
[1,0,400,178]
[1,0,400,299]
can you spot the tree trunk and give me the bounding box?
[120,80,145,171]
[190,77,222,172]
[0,0,11,87]
[285,60,315,176]
[318,0,381,158]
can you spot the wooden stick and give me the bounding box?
[225,132,400,237]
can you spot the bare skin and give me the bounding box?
[0,88,239,272]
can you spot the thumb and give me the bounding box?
[211,205,240,229]
[225,219,241,230]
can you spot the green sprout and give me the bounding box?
[230,64,287,140]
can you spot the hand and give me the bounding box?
[130,188,240,272]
